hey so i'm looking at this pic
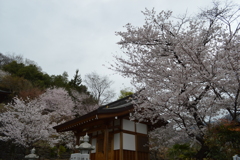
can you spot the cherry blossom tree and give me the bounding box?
[0,97,53,148]
[112,2,240,159]
[0,87,96,150]
[70,89,98,117]
[40,87,75,123]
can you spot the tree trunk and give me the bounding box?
[195,144,209,160]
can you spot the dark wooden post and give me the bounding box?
[135,122,138,160]
[120,119,123,160]
[74,131,81,146]
[73,131,81,153]
[103,125,109,160]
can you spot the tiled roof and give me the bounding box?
[53,95,134,132]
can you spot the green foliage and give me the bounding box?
[118,88,134,99]
[0,54,98,105]
[0,75,34,101]
[2,61,24,75]
[68,69,88,93]
[0,53,12,67]
[49,147,57,158]
[0,75,33,92]
[50,145,67,158]
[205,122,240,160]
[2,61,51,88]
[69,69,82,87]
[1,58,77,91]
[51,74,68,88]
[167,143,196,160]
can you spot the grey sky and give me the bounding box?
[0,0,238,96]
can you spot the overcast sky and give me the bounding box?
[0,0,239,97]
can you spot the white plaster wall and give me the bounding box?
[123,133,135,151]
[91,138,96,153]
[114,133,120,150]
[136,123,147,134]
[122,119,135,132]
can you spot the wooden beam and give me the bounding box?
[70,118,104,132]
[98,109,133,119]
[55,115,97,132]
[90,125,121,138]
[54,105,134,132]
[73,119,121,137]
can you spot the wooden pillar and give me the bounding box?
[120,119,123,160]
[104,125,109,160]
[74,132,81,146]
[120,132,123,160]
[135,122,138,160]
[74,132,81,153]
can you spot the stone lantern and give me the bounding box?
[70,133,95,160]
[25,148,39,160]
[233,154,240,160]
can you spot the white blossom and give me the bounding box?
[112,2,240,152]
[0,87,96,148]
